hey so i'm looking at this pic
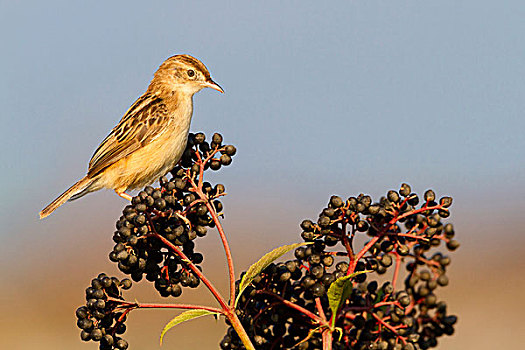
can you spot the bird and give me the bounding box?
[39,54,223,219]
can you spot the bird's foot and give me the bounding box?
[116,191,133,201]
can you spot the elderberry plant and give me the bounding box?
[224,186,457,350]
[74,132,458,350]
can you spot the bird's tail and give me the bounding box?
[39,176,94,219]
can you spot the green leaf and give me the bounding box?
[235,242,312,306]
[327,270,371,325]
[160,309,220,346]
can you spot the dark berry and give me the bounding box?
[224,145,236,156]
[330,196,344,208]
[399,183,411,197]
[310,283,326,297]
[424,190,436,202]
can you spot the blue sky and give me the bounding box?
[1,0,524,235]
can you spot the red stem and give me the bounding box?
[187,160,236,308]
[342,300,402,313]
[349,236,381,273]
[397,205,446,221]
[349,203,447,275]
[204,200,236,307]
[258,290,325,324]
[375,301,402,308]
[315,297,334,350]
[138,304,222,314]
[315,297,327,321]
[322,329,333,350]
[147,200,255,350]
[392,252,401,290]
[110,298,223,314]
[372,313,407,345]
[384,232,429,241]
[146,215,229,311]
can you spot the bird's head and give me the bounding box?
[149,54,223,96]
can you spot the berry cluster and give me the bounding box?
[223,258,328,349]
[73,133,459,350]
[222,184,458,350]
[109,132,235,297]
[76,274,132,350]
[76,132,238,349]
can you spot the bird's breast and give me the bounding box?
[100,98,194,192]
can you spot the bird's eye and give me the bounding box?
[187,69,195,78]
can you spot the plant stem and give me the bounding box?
[227,310,256,350]
[392,252,401,290]
[371,313,407,345]
[188,161,236,308]
[315,297,327,321]
[148,217,256,350]
[146,161,257,350]
[146,216,229,311]
[322,328,333,350]
[315,296,334,350]
[349,204,447,274]
[349,236,381,273]
[205,199,236,307]
[259,290,325,324]
[116,301,223,314]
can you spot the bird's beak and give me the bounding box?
[202,79,224,93]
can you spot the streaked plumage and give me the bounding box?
[40,54,223,219]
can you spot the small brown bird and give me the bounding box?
[40,55,223,219]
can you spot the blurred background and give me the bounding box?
[1,1,524,349]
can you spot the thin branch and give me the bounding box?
[371,313,407,345]
[392,252,401,290]
[315,297,327,321]
[397,205,446,221]
[205,200,236,307]
[109,298,223,314]
[322,328,333,350]
[258,290,325,325]
[187,162,236,308]
[145,214,229,311]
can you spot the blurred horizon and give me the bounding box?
[1,0,524,349]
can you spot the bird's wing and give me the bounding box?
[87,93,170,177]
